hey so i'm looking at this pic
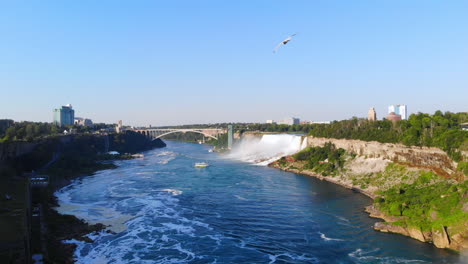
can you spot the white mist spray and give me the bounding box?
[228,134,306,165]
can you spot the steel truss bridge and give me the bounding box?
[133,128,226,140]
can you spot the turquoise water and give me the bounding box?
[56,140,459,263]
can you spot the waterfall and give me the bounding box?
[228,134,306,165]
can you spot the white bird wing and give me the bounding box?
[273,41,284,53]
[273,33,297,53]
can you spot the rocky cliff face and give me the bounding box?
[0,136,72,167]
[0,141,38,165]
[271,137,468,252]
[304,137,463,181]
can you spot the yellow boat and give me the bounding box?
[194,162,209,168]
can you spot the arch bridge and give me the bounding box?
[133,128,226,140]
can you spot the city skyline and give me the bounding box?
[1,1,467,126]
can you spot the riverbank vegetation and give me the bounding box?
[308,111,468,162]
[273,150,468,250]
[375,173,468,233]
[0,119,117,143]
[290,143,349,176]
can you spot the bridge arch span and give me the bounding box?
[154,130,218,140]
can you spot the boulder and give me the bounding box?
[374,222,408,236]
[432,226,450,248]
[407,227,426,242]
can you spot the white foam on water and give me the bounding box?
[161,189,183,196]
[228,134,306,165]
[268,253,319,264]
[60,183,216,263]
[161,223,195,234]
[234,195,248,200]
[56,191,134,233]
[155,151,177,164]
[318,231,345,242]
[201,234,223,246]
[349,248,429,264]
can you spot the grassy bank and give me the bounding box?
[272,143,468,251]
[375,173,468,233]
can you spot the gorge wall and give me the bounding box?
[304,136,463,181]
[269,135,467,251]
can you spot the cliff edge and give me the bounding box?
[270,136,468,251]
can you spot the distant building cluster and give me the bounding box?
[300,121,331,125]
[53,104,75,126]
[388,104,407,120]
[53,104,94,127]
[278,117,300,125]
[366,104,408,122]
[265,118,332,125]
[74,117,93,127]
[266,117,300,125]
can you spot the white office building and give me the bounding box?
[388,105,407,120]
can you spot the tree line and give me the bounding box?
[308,111,468,161]
[0,120,117,142]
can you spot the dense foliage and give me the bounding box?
[0,120,117,143]
[161,131,206,143]
[236,123,314,133]
[110,131,166,153]
[0,122,61,142]
[308,111,468,160]
[157,122,315,134]
[159,131,229,149]
[0,119,14,136]
[207,133,229,149]
[376,173,468,232]
[292,143,348,176]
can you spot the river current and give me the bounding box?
[56,140,459,263]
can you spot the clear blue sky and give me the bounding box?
[0,1,467,126]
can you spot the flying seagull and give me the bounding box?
[273,33,297,53]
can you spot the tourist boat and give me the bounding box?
[194,162,209,168]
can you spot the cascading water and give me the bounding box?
[228,134,307,165]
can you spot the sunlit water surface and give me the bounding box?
[56,140,459,264]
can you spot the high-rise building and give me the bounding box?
[116,120,123,133]
[278,117,300,125]
[53,104,75,126]
[368,107,377,121]
[266,120,275,124]
[388,105,407,120]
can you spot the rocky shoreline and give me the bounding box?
[39,133,166,263]
[43,161,118,263]
[269,163,377,199]
[269,159,467,252]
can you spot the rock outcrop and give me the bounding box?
[304,137,463,180]
[432,226,451,248]
[270,137,468,251]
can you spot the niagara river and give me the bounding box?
[56,138,459,263]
